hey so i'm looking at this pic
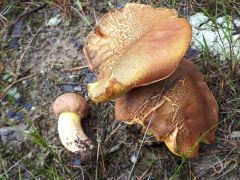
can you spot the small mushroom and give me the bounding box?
[84,3,192,102]
[53,93,95,158]
[115,59,218,157]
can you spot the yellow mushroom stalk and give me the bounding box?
[58,112,94,153]
[53,93,95,158]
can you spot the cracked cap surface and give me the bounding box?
[115,59,218,157]
[84,3,192,102]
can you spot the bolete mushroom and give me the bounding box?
[53,93,95,158]
[84,3,192,102]
[115,59,218,157]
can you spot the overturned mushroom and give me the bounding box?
[84,3,192,102]
[115,59,218,157]
[53,93,95,158]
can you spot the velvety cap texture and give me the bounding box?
[53,93,89,118]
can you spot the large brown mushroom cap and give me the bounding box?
[84,3,192,102]
[53,93,89,118]
[115,59,218,157]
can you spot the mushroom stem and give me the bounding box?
[58,112,94,153]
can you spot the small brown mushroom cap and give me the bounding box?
[115,59,218,157]
[53,93,89,118]
[84,3,192,102]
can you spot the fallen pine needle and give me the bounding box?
[63,65,89,72]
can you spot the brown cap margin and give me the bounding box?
[53,93,89,118]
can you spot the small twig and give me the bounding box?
[63,65,89,72]
[19,164,34,177]
[65,164,85,179]
[91,6,98,26]
[0,14,8,26]
[100,146,107,176]
[0,153,30,177]
[128,82,166,179]
[15,26,43,77]
[81,166,85,180]
[1,5,30,39]
[104,122,123,143]
[70,6,92,28]
[95,133,101,180]
[216,159,238,178]
[1,3,47,39]
[108,100,115,108]
[137,167,151,180]
[18,3,48,19]
[0,73,39,100]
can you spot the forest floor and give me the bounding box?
[0,0,239,179]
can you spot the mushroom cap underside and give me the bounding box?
[115,59,218,157]
[53,93,89,118]
[84,3,192,102]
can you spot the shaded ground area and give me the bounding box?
[0,0,240,179]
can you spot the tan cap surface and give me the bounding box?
[84,3,192,102]
[115,59,218,157]
[53,93,89,118]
